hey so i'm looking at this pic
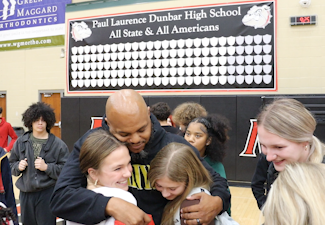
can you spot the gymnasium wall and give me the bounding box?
[61,95,325,183]
[0,0,324,127]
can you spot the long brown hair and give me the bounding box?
[148,142,212,225]
[79,129,124,174]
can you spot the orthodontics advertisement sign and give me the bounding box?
[0,0,71,51]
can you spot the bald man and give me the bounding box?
[50,89,230,225]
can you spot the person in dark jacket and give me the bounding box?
[251,153,274,209]
[9,102,69,225]
[50,89,230,225]
[150,102,180,135]
[0,148,18,225]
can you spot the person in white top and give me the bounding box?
[148,142,238,225]
[67,129,136,225]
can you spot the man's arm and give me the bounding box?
[5,124,17,152]
[251,153,269,209]
[50,129,151,225]
[50,130,110,224]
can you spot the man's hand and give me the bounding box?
[35,157,48,171]
[3,148,7,153]
[181,193,223,225]
[106,197,152,225]
[18,158,28,171]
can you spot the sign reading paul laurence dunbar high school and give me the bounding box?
[0,0,71,51]
[67,0,276,94]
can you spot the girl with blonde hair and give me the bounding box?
[262,162,325,225]
[252,98,325,210]
[148,142,238,225]
[257,98,325,170]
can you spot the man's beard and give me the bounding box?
[130,147,149,161]
[107,122,153,161]
[129,123,154,161]
[107,130,149,160]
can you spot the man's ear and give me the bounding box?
[105,117,110,126]
[147,106,151,116]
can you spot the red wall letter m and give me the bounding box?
[239,119,261,157]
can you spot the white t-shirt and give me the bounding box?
[173,187,239,225]
[67,187,137,225]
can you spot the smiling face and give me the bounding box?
[184,122,210,157]
[106,108,152,154]
[89,145,132,191]
[154,175,186,200]
[257,125,309,171]
[105,89,152,154]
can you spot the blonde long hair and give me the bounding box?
[148,142,212,225]
[257,98,325,162]
[262,162,325,225]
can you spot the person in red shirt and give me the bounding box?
[0,108,17,152]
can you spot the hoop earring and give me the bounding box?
[94,179,98,186]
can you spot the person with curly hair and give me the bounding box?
[184,114,230,179]
[172,102,207,134]
[184,114,232,215]
[9,102,69,225]
[150,102,180,135]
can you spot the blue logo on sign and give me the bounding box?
[0,0,71,31]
